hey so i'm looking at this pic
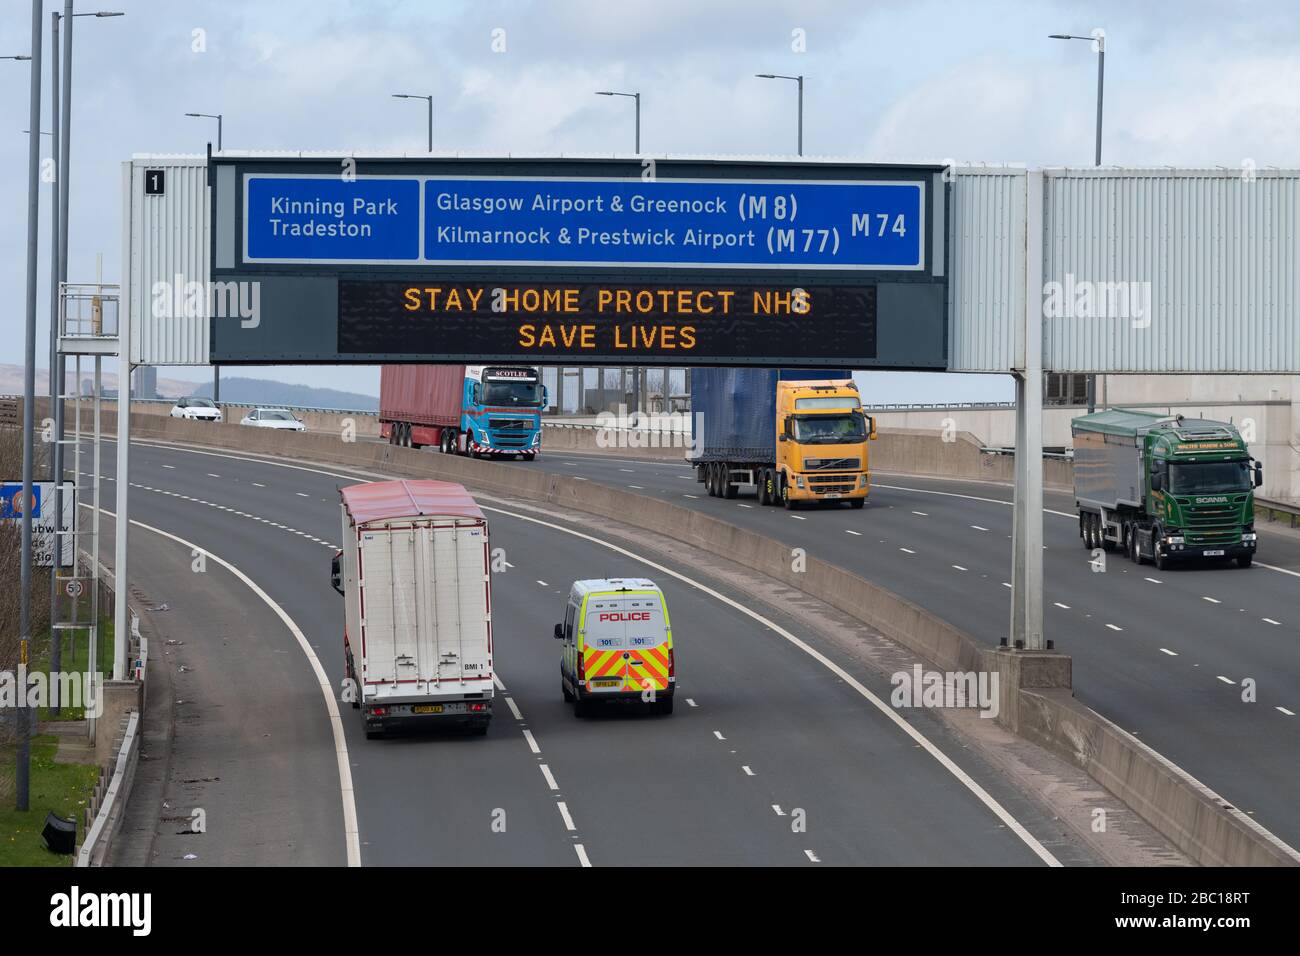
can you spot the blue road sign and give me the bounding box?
[242,174,925,270]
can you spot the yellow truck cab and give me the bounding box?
[774,379,876,508]
[555,578,675,717]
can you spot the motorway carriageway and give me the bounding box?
[85,439,1084,866]
[495,447,1300,850]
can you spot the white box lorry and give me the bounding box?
[332,479,494,737]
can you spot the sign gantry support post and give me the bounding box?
[1010,170,1045,651]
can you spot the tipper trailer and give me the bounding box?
[332,479,494,737]
[1072,410,1262,569]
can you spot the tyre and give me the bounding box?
[1237,554,1253,568]
[782,479,798,510]
[849,498,865,510]
[721,467,738,499]
[706,463,719,497]
[469,722,489,736]
[756,469,770,506]
[1152,528,1168,570]
[649,696,674,716]
[573,696,590,718]
[365,729,382,740]
[562,681,574,702]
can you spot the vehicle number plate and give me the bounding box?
[1203,549,1225,556]
[412,704,443,714]
[823,493,841,499]
[592,679,621,689]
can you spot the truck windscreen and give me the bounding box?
[1169,460,1252,495]
[792,412,866,444]
[482,381,543,406]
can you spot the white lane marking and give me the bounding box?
[88,505,361,867]
[1054,602,1071,609]
[685,698,697,707]
[911,510,928,516]
[1002,582,1012,589]
[683,494,699,499]
[492,674,506,691]
[789,514,806,520]
[713,730,726,740]
[1159,648,1179,656]
[628,485,644,490]
[804,849,821,863]
[1263,618,1282,626]
[737,503,753,508]
[845,529,862,536]
[619,468,635,473]
[1278,707,1296,716]
[539,764,559,790]
[1145,577,1162,584]
[1216,676,1235,685]
[206,472,220,478]
[251,482,266,488]
[471,503,1061,866]
[1106,624,1123,632]
[161,464,175,469]
[134,439,1064,864]
[296,492,310,498]
[1255,561,1300,579]
[522,729,541,754]
[557,801,577,831]
[536,579,549,587]
[504,696,523,721]
[1202,596,1221,604]
[952,564,967,571]
[572,476,587,481]
[772,805,786,816]
[971,525,989,532]
[874,481,1076,519]
[574,844,592,867]
[899,547,915,554]
[742,765,755,776]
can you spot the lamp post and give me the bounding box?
[184,110,222,149]
[1050,29,1105,412]
[594,90,640,153]
[755,73,803,156]
[392,93,433,152]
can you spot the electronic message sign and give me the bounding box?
[210,157,948,368]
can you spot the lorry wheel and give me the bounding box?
[649,697,674,716]
[722,470,738,499]
[850,498,865,510]
[469,722,489,736]
[756,471,770,505]
[1237,554,1253,568]
[705,464,718,496]
[573,697,589,718]
[782,482,798,510]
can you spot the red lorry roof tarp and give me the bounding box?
[341,479,484,525]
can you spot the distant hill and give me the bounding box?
[193,377,377,411]
[0,363,200,399]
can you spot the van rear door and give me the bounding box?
[581,592,669,694]
[622,594,670,695]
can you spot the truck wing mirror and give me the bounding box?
[777,433,788,442]
[1150,471,1163,492]
[1254,461,1264,488]
[554,623,565,640]
[330,551,344,595]
[868,416,877,441]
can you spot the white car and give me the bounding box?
[170,397,223,422]
[240,407,306,431]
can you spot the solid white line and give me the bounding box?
[1263,618,1282,626]
[504,696,523,721]
[1278,707,1296,716]
[88,504,360,867]
[574,844,592,867]
[539,764,559,790]
[952,564,967,571]
[132,439,1061,864]
[1159,648,1179,656]
[469,504,1060,866]
[845,529,862,536]
[1256,561,1300,579]
[804,849,821,863]
[522,729,541,754]
[1106,624,1123,631]
[1216,675,1235,685]
[556,801,576,831]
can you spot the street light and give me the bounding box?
[594,90,640,153]
[2,54,32,60]
[755,73,803,156]
[184,111,223,150]
[392,93,433,152]
[1051,29,1105,413]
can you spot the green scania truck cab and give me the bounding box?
[1072,410,1262,570]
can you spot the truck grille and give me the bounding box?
[808,475,857,495]
[804,457,861,471]
[1183,497,1245,545]
[488,417,533,447]
[489,418,532,432]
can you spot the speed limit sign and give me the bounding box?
[64,579,83,599]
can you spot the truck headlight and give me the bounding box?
[859,474,868,488]
[1164,535,1184,545]
[1243,533,1257,542]
[795,476,805,489]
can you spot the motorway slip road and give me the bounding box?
[491,447,1300,850]
[83,437,1123,867]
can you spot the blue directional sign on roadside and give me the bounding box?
[245,176,421,262]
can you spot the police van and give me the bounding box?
[555,578,675,717]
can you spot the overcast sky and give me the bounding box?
[2,0,1296,402]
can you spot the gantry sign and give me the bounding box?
[208,156,950,367]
